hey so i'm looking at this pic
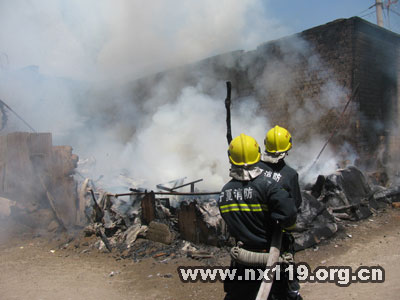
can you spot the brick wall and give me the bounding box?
[129,17,400,173]
[219,17,400,171]
[245,17,400,167]
[352,20,400,171]
[246,18,356,143]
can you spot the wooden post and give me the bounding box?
[141,192,156,224]
[225,81,232,145]
[178,201,198,243]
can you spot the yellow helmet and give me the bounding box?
[264,125,292,153]
[228,134,261,166]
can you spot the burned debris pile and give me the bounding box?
[78,184,228,261]
[77,165,399,258]
[0,132,398,258]
[294,166,396,250]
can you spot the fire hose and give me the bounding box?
[256,224,283,300]
[230,242,293,267]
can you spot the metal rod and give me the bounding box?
[114,190,221,197]
[307,84,360,172]
[0,98,36,132]
[171,179,203,191]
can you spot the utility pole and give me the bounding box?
[376,0,384,27]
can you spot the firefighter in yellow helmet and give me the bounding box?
[257,125,303,299]
[219,133,298,300]
[265,125,293,153]
[227,133,262,180]
[258,125,302,209]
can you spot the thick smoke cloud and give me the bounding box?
[70,79,269,191]
[0,0,287,81]
[0,0,281,191]
[117,87,268,190]
[0,0,352,192]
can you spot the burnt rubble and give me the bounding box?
[0,133,397,261]
[78,185,228,261]
[294,166,398,250]
[75,165,400,259]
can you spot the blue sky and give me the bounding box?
[267,0,400,35]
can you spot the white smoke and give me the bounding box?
[0,0,355,193]
[0,0,288,81]
[0,67,84,136]
[253,35,352,184]
[0,0,286,191]
[116,87,268,190]
[70,81,269,191]
[286,137,339,184]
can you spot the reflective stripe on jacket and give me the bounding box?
[218,170,297,249]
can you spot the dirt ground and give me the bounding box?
[1,208,400,300]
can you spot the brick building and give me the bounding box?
[232,16,400,175]
[130,17,400,177]
[254,16,400,175]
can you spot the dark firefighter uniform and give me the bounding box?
[257,159,302,210]
[256,160,303,299]
[218,169,297,300]
[255,125,303,299]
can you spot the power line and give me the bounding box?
[360,11,376,18]
[357,6,374,16]
[389,7,400,16]
[356,1,400,33]
[383,6,388,17]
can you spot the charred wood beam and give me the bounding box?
[89,189,104,222]
[141,191,156,225]
[327,199,370,214]
[329,204,360,213]
[121,189,220,197]
[225,81,232,145]
[96,227,112,252]
[38,175,66,231]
